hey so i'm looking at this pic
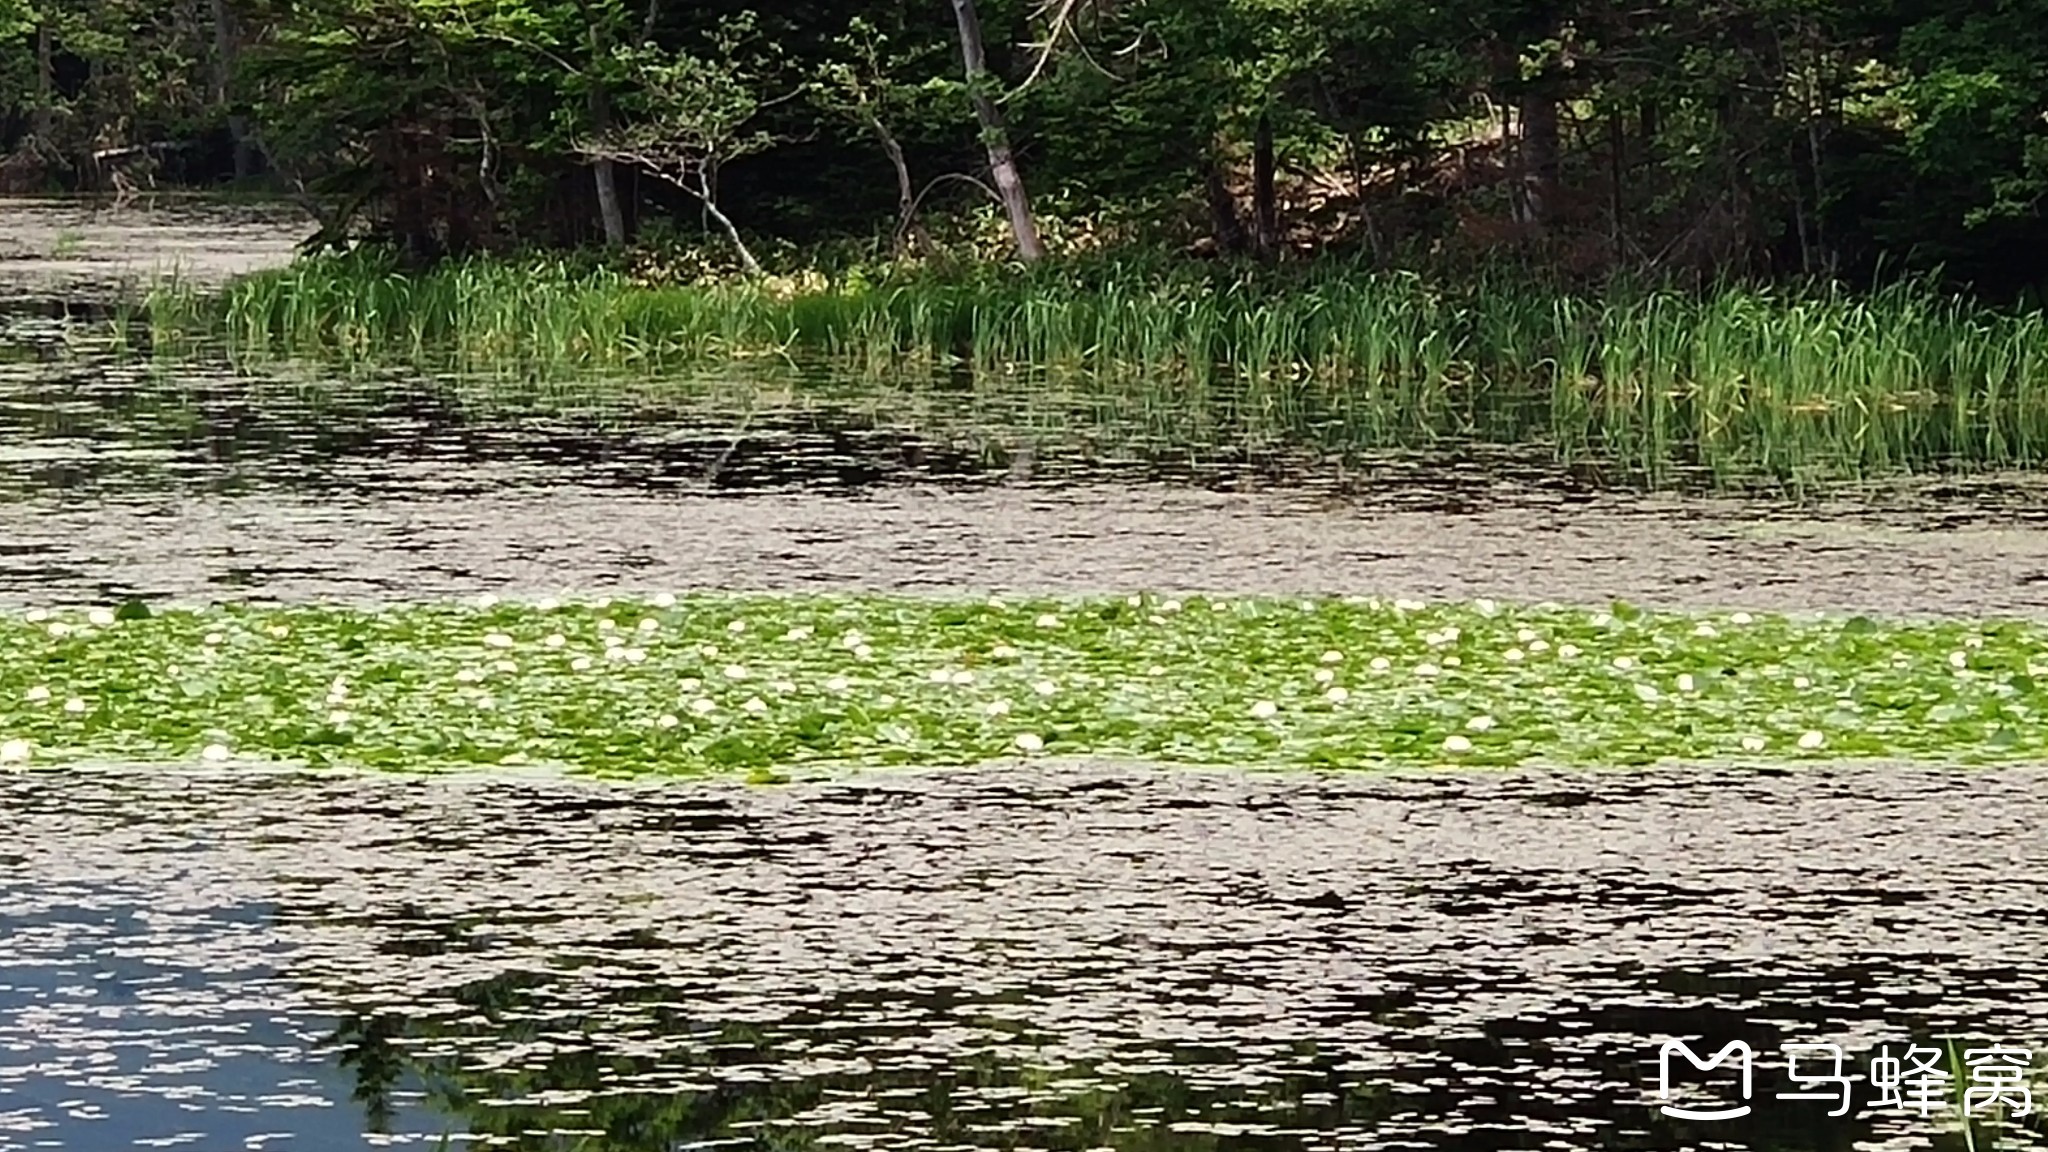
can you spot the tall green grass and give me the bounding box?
[141,250,2048,486]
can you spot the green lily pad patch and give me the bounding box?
[1,594,2044,776]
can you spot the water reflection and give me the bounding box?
[4,762,2046,1150]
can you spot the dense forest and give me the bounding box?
[4,0,2047,291]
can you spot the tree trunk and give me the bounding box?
[673,172,762,275]
[947,0,1045,262]
[1204,149,1246,254]
[587,85,628,246]
[209,0,255,179]
[867,112,932,256]
[1252,112,1277,257]
[32,23,53,143]
[1519,92,1560,232]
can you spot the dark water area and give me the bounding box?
[8,197,2048,1152]
[6,761,2048,1152]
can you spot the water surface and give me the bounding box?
[5,760,2044,1151]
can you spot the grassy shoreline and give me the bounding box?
[4,592,2045,777]
[137,251,2048,485]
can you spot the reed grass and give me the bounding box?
[141,249,2048,485]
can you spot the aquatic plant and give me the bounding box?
[140,254,2048,486]
[3,594,2046,776]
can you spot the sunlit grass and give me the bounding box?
[138,252,2048,487]
[4,593,2048,777]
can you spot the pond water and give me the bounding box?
[4,196,2047,1151]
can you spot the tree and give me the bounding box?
[578,12,785,274]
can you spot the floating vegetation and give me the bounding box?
[4,594,2047,775]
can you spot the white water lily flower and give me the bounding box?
[990,644,1018,660]
[986,699,1012,717]
[1504,648,1525,663]
[1730,612,1753,624]
[1797,730,1826,750]
[1528,639,1550,653]
[204,632,223,646]
[852,644,874,660]
[597,618,618,632]
[476,593,499,609]
[1211,600,1230,612]
[46,622,70,638]
[1634,683,1660,703]
[929,669,952,684]
[1516,628,1539,644]
[771,679,796,694]
[679,677,702,692]
[656,714,680,729]
[1612,655,1635,671]
[1693,623,1719,638]
[1325,686,1350,704]
[1394,598,1425,612]
[491,659,515,674]
[25,609,46,623]
[1558,644,1581,659]
[1949,651,1968,669]
[602,634,625,651]
[727,620,746,634]
[950,670,975,685]
[1443,656,1461,668]
[1147,664,1166,676]
[1147,614,1168,626]
[544,634,566,649]
[988,596,1007,610]
[1033,679,1058,696]
[1740,735,1767,752]
[63,697,86,713]
[825,676,849,692]
[87,608,115,627]
[1313,668,1335,684]
[690,698,717,715]
[1475,598,1498,616]
[269,624,290,639]
[841,630,867,649]
[783,626,815,642]
[1467,715,1495,732]
[741,697,767,714]
[1126,594,1143,607]
[1369,657,1391,672]
[200,743,231,762]
[1677,673,1697,692]
[651,592,676,608]
[25,686,49,703]
[1443,734,1473,753]
[1035,613,1060,628]
[0,738,31,763]
[537,596,561,611]
[1793,676,1812,689]
[638,618,659,634]
[484,632,514,648]
[1320,650,1344,664]
[1250,700,1278,719]
[570,656,593,672]
[1014,732,1044,753]
[455,668,483,683]
[1162,599,1183,613]
[699,644,721,659]
[724,664,750,680]
[328,709,351,726]
[1590,613,1613,627]
[1414,663,1440,678]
